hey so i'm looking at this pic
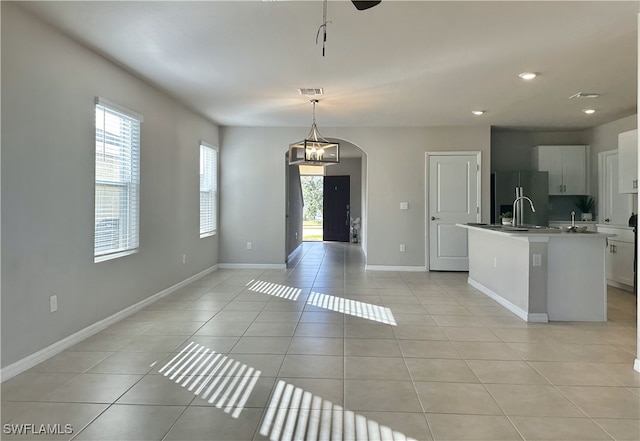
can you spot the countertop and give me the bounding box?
[595,223,634,230]
[458,223,613,240]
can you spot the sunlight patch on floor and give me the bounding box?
[158,341,261,418]
[307,291,397,326]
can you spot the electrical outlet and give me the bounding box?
[533,254,542,267]
[247,242,252,250]
[182,254,186,265]
[493,257,497,267]
[50,295,58,313]
[399,244,406,252]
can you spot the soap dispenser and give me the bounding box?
[629,212,637,228]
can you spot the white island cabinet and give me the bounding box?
[458,224,611,322]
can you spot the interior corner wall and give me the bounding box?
[584,114,637,200]
[286,163,303,258]
[1,3,220,368]
[219,127,303,265]
[361,154,368,255]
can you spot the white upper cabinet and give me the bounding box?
[533,145,588,195]
[617,129,638,194]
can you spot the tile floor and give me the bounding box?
[2,242,639,440]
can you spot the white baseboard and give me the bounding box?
[467,277,548,323]
[635,359,640,373]
[606,280,633,292]
[1,265,219,383]
[218,263,286,270]
[527,313,550,323]
[365,265,427,272]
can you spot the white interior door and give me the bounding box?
[599,150,633,225]
[428,153,480,271]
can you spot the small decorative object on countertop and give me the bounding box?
[574,196,595,221]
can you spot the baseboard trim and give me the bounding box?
[635,359,640,373]
[467,277,548,323]
[218,263,287,270]
[527,313,550,323]
[1,264,219,383]
[365,265,427,272]
[606,280,633,292]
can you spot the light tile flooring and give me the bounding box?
[2,242,639,441]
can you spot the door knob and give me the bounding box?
[431,216,440,220]
[605,218,610,223]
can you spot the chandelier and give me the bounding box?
[288,100,339,166]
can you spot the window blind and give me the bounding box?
[200,144,218,237]
[94,99,141,261]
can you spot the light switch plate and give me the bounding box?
[533,254,542,267]
[400,202,409,210]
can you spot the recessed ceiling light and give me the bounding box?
[582,109,596,114]
[471,110,485,115]
[518,72,537,80]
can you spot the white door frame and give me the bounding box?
[425,151,482,271]
[598,149,633,225]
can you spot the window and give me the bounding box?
[94,97,142,262]
[200,143,218,237]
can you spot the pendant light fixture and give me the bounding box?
[289,100,339,166]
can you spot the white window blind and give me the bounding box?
[94,97,142,261]
[200,143,218,237]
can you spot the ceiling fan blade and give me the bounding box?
[351,1,382,11]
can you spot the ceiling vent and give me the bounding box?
[298,88,324,96]
[569,92,600,99]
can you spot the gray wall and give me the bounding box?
[220,126,491,268]
[491,129,588,172]
[286,163,303,258]
[1,3,220,367]
[338,127,492,267]
[219,127,300,265]
[361,155,368,253]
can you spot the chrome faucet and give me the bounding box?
[512,196,536,227]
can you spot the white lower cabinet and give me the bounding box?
[597,225,634,290]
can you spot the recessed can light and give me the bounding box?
[582,109,596,114]
[471,110,485,115]
[518,72,537,80]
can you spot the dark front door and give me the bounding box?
[323,175,350,242]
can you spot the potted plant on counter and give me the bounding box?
[574,196,595,221]
[501,211,513,225]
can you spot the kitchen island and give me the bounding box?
[458,224,612,322]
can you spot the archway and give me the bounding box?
[285,139,368,261]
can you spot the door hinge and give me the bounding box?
[476,164,480,171]
[476,207,479,214]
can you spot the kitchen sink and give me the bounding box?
[468,223,561,233]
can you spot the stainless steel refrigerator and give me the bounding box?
[491,171,549,226]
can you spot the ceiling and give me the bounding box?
[16,0,640,130]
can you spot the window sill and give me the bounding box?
[94,249,138,263]
[200,231,217,239]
